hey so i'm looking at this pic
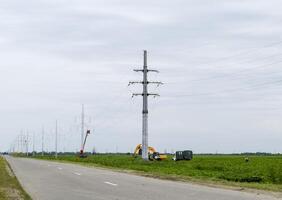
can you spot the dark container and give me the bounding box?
[175,150,193,161]
[175,151,184,160]
[182,150,193,160]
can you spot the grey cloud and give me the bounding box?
[1,0,282,153]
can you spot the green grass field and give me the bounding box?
[0,156,31,200]
[31,154,282,192]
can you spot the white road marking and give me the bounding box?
[74,172,81,176]
[47,164,51,167]
[104,181,118,186]
[57,167,63,170]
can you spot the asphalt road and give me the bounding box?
[5,156,281,200]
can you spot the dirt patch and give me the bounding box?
[5,164,14,178]
[0,188,7,199]
[0,188,23,200]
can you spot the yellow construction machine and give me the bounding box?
[133,144,167,161]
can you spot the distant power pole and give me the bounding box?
[42,126,45,156]
[25,131,29,156]
[17,135,20,153]
[55,120,58,159]
[129,50,163,160]
[20,130,23,153]
[33,132,35,156]
[81,104,85,151]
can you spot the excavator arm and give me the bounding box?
[133,144,160,158]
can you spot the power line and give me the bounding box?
[167,58,282,85]
[194,39,282,66]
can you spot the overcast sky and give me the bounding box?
[1,0,282,153]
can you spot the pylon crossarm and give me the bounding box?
[148,94,160,98]
[132,93,143,98]
[148,81,163,86]
[133,69,144,72]
[128,81,143,86]
[147,69,159,73]
[134,69,159,73]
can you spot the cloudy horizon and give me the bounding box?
[1,0,282,154]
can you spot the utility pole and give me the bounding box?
[129,50,163,160]
[17,135,20,153]
[25,131,29,156]
[33,132,35,156]
[42,126,44,156]
[21,133,24,153]
[55,120,58,159]
[81,104,85,152]
[20,130,23,153]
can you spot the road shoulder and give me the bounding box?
[0,156,31,200]
[29,157,282,199]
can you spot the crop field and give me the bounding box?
[30,154,282,191]
[0,156,30,200]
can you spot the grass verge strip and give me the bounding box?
[0,156,31,200]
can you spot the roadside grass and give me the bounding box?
[0,156,31,200]
[24,154,282,192]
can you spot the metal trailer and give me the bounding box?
[173,150,193,161]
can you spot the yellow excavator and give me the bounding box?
[133,144,167,161]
